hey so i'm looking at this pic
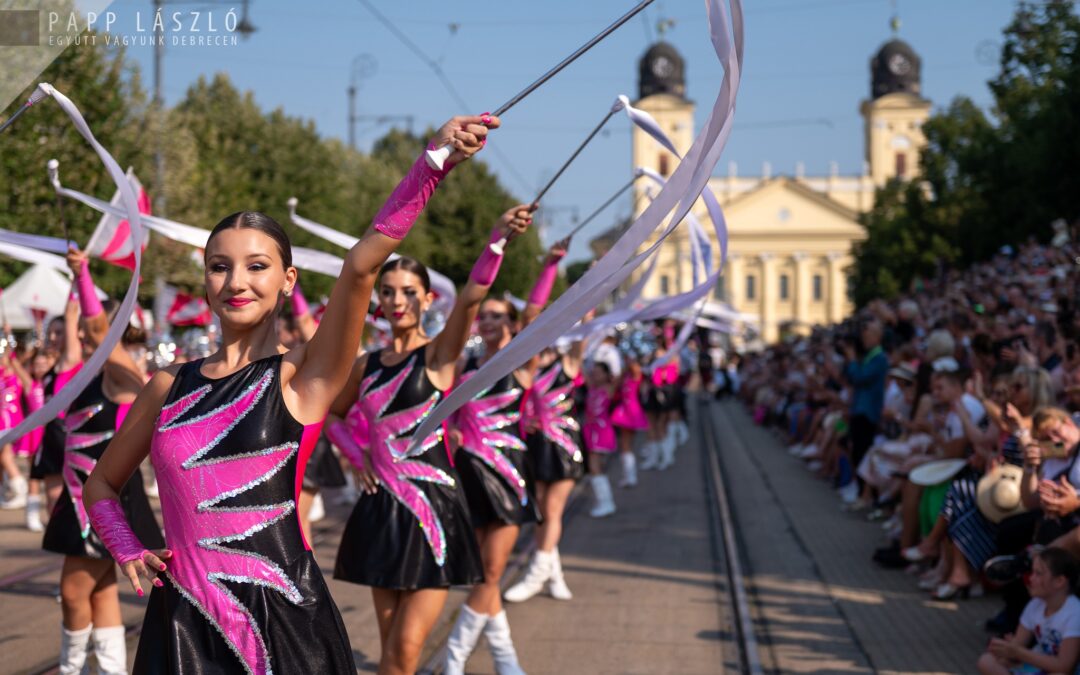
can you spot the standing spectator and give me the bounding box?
[839,317,889,504]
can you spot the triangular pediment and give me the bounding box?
[712,177,867,238]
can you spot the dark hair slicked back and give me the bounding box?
[207,211,293,269]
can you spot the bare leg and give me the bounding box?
[466,523,520,616]
[535,480,574,552]
[378,588,448,675]
[89,566,122,628]
[297,488,316,546]
[0,444,22,483]
[371,587,401,651]
[60,556,114,630]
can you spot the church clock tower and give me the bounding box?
[632,41,694,187]
[859,26,932,186]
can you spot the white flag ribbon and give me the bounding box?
[406,0,744,454]
[0,83,145,448]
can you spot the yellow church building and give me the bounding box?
[592,34,931,344]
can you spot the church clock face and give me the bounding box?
[888,53,912,76]
[652,55,674,78]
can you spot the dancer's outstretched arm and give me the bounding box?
[521,238,568,329]
[287,115,498,422]
[426,203,534,389]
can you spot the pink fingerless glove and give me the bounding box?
[372,150,453,240]
[528,255,562,306]
[290,283,311,318]
[327,419,366,472]
[88,498,150,567]
[469,229,505,286]
[76,259,103,318]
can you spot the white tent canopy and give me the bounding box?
[0,264,75,330]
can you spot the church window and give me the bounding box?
[714,277,725,301]
[659,153,670,176]
[895,152,907,177]
[746,275,756,301]
[813,274,823,301]
[660,275,670,295]
[779,274,790,300]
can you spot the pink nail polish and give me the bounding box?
[160,563,167,571]
[137,588,144,597]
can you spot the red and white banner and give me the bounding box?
[84,168,151,270]
[166,292,212,327]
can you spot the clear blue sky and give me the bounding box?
[102,0,1018,259]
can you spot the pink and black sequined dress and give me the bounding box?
[42,374,163,560]
[333,347,482,589]
[582,385,617,454]
[134,356,355,675]
[453,355,539,529]
[524,360,585,483]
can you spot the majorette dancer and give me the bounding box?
[610,355,649,488]
[81,115,498,675]
[583,361,619,518]
[328,194,533,674]
[504,240,582,604]
[0,327,30,511]
[29,295,83,532]
[442,256,552,674]
[4,338,55,531]
[43,249,164,675]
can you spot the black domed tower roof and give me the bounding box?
[870,39,922,99]
[639,41,687,99]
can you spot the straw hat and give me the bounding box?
[909,459,968,486]
[976,465,1029,523]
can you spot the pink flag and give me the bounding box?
[85,169,151,270]
[167,292,211,327]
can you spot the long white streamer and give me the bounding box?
[48,167,348,280]
[286,198,457,314]
[0,83,144,447]
[0,239,71,274]
[0,229,69,255]
[407,0,744,454]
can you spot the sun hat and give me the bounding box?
[976,465,1029,523]
[909,458,968,486]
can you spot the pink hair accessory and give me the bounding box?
[290,283,311,317]
[88,498,150,566]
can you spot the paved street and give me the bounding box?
[2,398,1000,674]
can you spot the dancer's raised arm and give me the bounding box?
[425,202,534,385]
[521,238,568,328]
[286,114,498,421]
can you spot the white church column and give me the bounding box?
[827,252,846,324]
[759,253,777,343]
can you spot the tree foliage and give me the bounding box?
[1,58,541,307]
[853,0,1080,304]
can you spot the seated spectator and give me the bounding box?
[977,547,1080,675]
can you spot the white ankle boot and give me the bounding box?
[26,494,44,532]
[657,434,676,470]
[672,419,689,446]
[92,625,128,675]
[618,453,638,488]
[444,605,488,675]
[59,624,93,675]
[639,441,659,470]
[308,492,325,523]
[547,548,573,600]
[485,611,526,675]
[2,475,28,509]
[504,550,554,603]
[589,475,616,518]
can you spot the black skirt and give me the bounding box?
[526,431,584,484]
[301,434,347,492]
[455,449,540,529]
[134,552,356,675]
[333,478,483,590]
[43,467,164,559]
[30,420,65,479]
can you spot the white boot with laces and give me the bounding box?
[504,550,553,603]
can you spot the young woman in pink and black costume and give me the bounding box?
[327,193,533,673]
[81,115,497,675]
[44,250,164,675]
[503,241,583,604]
[440,240,571,674]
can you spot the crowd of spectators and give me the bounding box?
[737,239,1080,673]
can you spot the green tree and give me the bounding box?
[0,34,149,294]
